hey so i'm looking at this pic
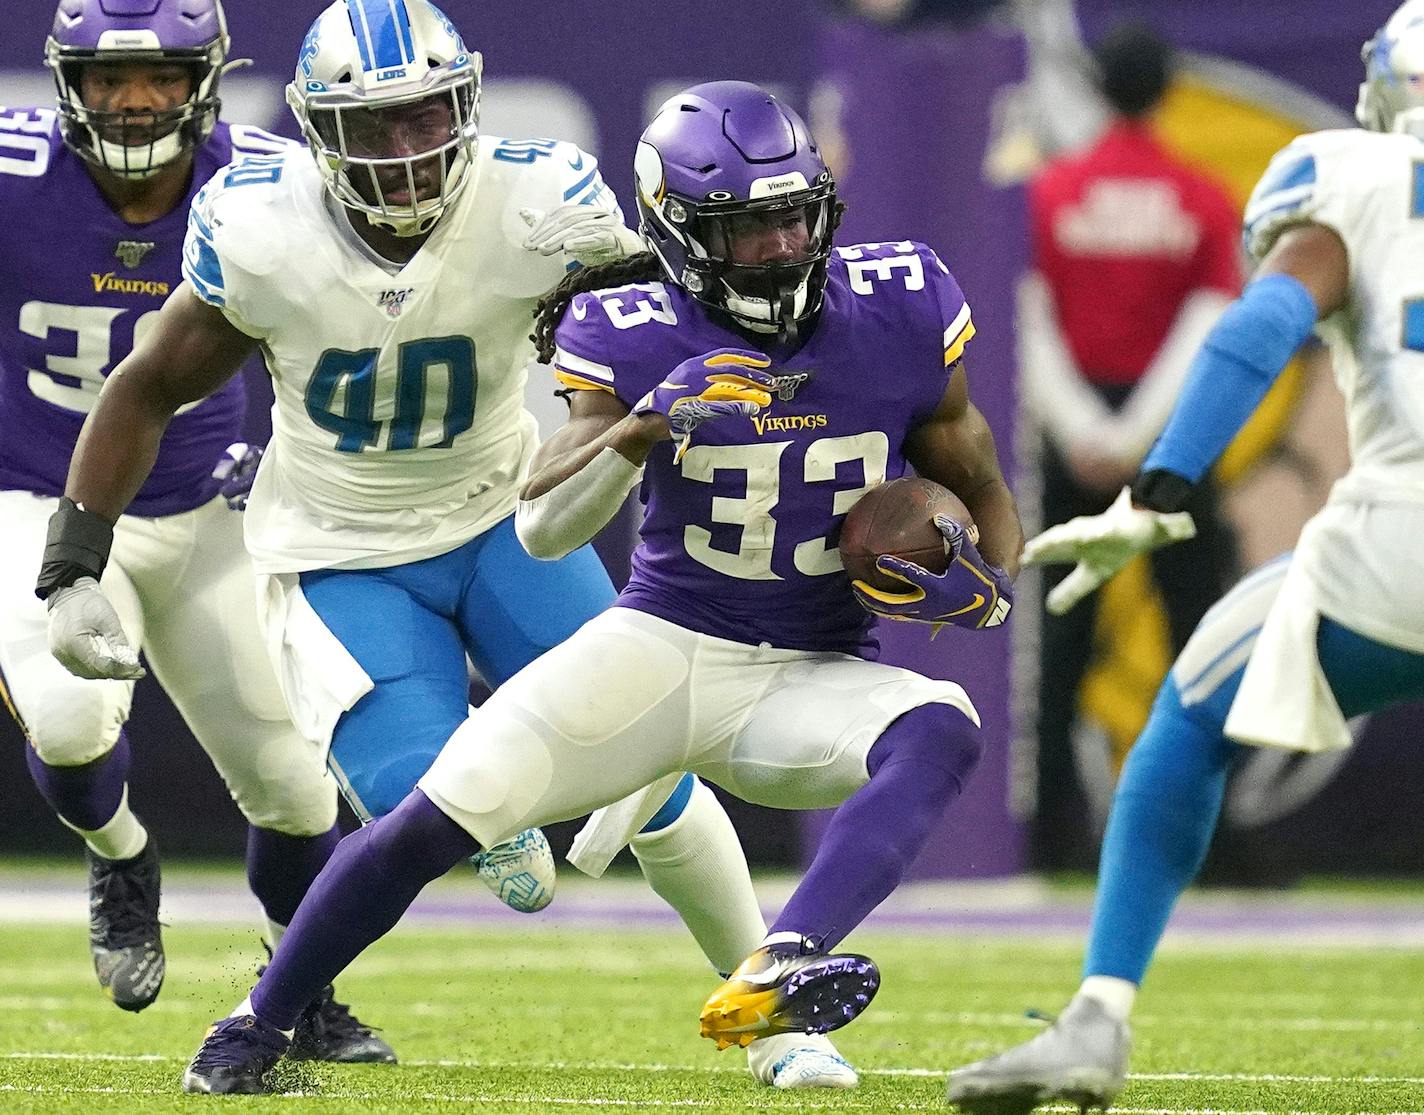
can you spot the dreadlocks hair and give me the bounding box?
[531,251,662,364]
[529,199,849,363]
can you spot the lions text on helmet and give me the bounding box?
[46,0,229,180]
[287,0,480,237]
[634,82,840,343]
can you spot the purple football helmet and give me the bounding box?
[634,81,838,340]
[46,0,230,179]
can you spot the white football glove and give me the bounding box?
[1023,486,1198,615]
[47,576,145,681]
[519,204,645,267]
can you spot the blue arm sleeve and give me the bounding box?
[1141,272,1319,484]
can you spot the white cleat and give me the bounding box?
[946,995,1130,1115]
[471,828,555,913]
[747,1032,860,1090]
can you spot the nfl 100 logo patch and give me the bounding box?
[378,287,415,318]
[115,240,156,269]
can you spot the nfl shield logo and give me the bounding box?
[378,287,415,318]
[115,240,156,269]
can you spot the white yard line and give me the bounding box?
[7,1051,1424,1087]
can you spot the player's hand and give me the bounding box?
[1023,486,1197,615]
[852,515,1013,629]
[211,441,263,511]
[632,349,775,463]
[46,576,145,681]
[520,205,645,267]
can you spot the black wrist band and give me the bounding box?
[1129,469,1196,515]
[35,497,114,600]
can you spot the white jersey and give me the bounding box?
[183,136,623,573]
[1242,129,1424,653]
[1245,129,1424,505]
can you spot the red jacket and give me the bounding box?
[1030,121,1242,387]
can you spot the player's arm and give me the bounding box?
[515,389,659,560]
[1132,222,1347,509]
[63,283,256,524]
[852,359,1021,631]
[904,360,1023,578]
[35,284,257,679]
[1025,223,1348,614]
[517,348,775,559]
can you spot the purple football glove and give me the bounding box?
[633,348,775,462]
[851,514,1013,629]
[211,441,263,511]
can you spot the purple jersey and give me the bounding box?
[0,109,289,517]
[553,241,976,655]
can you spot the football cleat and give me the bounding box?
[287,982,396,1064]
[699,941,880,1050]
[181,1014,290,1095]
[945,995,1131,1115]
[747,1032,860,1089]
[472,827,555,913]
[87,837,164,1011]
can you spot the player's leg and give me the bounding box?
[185,607,692,1093]
[0,492,161,1009]
[133,501,390,1062]
[698,657,981,1046]
[945,559,1424,1113]
[457,519,793,1055]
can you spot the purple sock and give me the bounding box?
[246,824,343,928]
[25,731,133,834]
[249,790,478,1030]
[772,703,982,951]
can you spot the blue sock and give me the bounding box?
[1084,677,1238,983]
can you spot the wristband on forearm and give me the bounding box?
[35,497,114,600]
[1130,469,1196,514]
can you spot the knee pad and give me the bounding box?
[418,713,555,848]
[25,684,123,766]
[227,751,339,836]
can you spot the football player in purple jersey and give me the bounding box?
[176,80,1023,1093]
[0,0,395,1060]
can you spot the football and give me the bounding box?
[838,477,976,591]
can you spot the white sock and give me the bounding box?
[630,778,765,977]
[1077,975,1137,1022]
[73,787,148,862]
[264,919,286,954]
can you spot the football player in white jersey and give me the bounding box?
[0,0,400,1060]
[947,4,1424,1111]
[41,0,855,1092]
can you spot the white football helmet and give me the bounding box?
[1358,0,1424,137]
[286,0,481,236]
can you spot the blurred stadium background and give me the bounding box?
[4,0,1417,881]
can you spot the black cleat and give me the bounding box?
[181,1014,291,1094]
[289,983,396,1064]
[87,837,164,1011]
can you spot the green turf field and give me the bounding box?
[3,868,1423,1113]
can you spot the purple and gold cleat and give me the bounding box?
[699,941,880,1050]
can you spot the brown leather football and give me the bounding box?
[838,477,976,591]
